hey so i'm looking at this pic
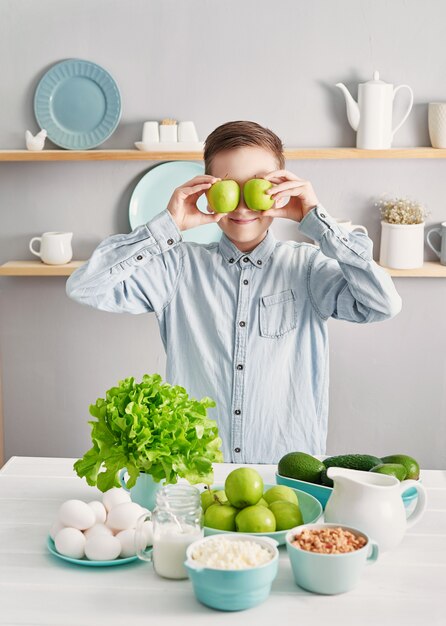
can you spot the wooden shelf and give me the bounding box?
[1,260,445,277]
[1,148,446,161]
[377,261,446,277]
[0,261,85,276]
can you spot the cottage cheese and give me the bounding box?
[191,538,273,569]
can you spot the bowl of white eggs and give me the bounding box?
[48,487,153,566]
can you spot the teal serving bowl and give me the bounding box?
[203,483,322,545]
[185,534,279,611]
[276,472,419,511]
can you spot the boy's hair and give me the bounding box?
[204,120,285,174]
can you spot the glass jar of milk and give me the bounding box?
[136,484,203,579]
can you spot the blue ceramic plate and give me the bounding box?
[202,483,323,546]
[34,59,121,149]
[276,472,419,510]
[128,161,222,244]
[47,536,144,567]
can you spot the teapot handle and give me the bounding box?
[400,479,427,528]
[392,85,414,137]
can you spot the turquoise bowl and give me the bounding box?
[203,483,322,546]
[285,523,379,595]
[276,472,419,511]
[185,534,279,611]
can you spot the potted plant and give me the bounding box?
[376,195,430,269]
[74,373,223,509]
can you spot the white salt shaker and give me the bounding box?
[142,121,160,143]
[178,121,199,142]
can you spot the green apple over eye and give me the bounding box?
[243,178,275,211]
[206,180,240,213]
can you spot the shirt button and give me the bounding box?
[243,279,248,285]
[234,409,241,415]
[237,364,243,370]
[167,238,174,245]
[243,257,249,263]
[239,321,246,327]
[136,255,143,261]
[229,258,235,264]
[320,213,326,218]
[257,260,262,265]
[234,447,241,453]
[343,237,348,242]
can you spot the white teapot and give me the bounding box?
[335,71,414,149]
[324,467,426,552]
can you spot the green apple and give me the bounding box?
[269,501,303,531]
[206,180,240,213]
[204,503,238,531]
[257,497,269,508]
[235,505,276,533]
[201,489,228,512]
[224,468,264,508]
[263,486,298,507]
[243,178,274,211]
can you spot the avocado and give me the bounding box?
[278,452,325,484]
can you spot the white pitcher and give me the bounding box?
[29,231,73,265]
[324,467,426,552]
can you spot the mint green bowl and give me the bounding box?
[203,483,323,546]
[276,472,419,511]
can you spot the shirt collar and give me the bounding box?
[218,228,277,269]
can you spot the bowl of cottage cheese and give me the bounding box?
[184,534,279,611]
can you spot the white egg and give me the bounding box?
[83,523,113,539]
[116,529,138,558]
[102,488,131,512]
[85,535,121,561]
[55,527,86,559]
[88,500,107,524]
[58,500,96,530]
[142,520,154,547]
[106,502,144,531]
[49,520,65,540]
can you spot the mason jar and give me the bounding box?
[136,483,203,579]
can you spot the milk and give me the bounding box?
[153,522,203,579]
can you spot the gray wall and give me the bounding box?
[1,0,445,468]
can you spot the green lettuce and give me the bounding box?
[74,373,223,491]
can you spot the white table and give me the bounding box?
[0,457,445,626]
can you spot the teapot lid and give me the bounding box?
[363,70,387,85]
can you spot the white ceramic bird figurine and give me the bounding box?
[25,129,47,151]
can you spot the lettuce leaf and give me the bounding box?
[74,373,223,491]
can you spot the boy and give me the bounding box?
[66,120,402,464]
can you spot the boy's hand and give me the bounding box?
[167,175,223,231]
[262,170,319,222]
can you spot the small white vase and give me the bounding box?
[379,221,425,269]
[428,102,446,148]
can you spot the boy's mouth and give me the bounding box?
[229,217,259,225]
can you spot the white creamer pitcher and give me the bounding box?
[29,231,73,265]
[324,467,426,552]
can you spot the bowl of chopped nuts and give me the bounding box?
[285,523,379,595]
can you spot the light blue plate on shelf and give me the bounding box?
[202,483,323,546]
[129,161,222,244]
[34,59,121,149]
[47,536,143,567]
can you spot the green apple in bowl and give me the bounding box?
[225,467,264,508]
[243,178,275,211]
[206,180,240,213]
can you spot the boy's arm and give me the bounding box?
[298,205,402,322]
[65,210,184,314]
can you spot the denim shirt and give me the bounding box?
[66,205,402,464]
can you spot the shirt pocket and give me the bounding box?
[259,289,297,338]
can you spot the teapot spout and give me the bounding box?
[335,83,360,131]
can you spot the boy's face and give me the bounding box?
[208,146,279,251]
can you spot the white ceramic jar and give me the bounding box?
[379,221,425,269]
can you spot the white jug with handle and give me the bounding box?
[324,467,426,552]
[335,71,414,149]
